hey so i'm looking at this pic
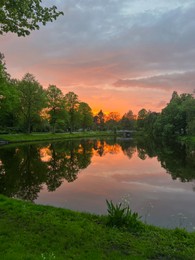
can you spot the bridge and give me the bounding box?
[116,130,134,138]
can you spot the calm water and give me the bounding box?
[0,138,195,230]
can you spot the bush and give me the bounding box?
[106,200,142,231]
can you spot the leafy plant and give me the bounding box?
[106,199,142,230]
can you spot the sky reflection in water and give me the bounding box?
[34,139,195,231]
[0,138,195,230]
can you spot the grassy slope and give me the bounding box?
[179,136,195,145]
[0,132,114,143]
[0,195,195,260]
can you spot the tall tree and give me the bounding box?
[17,73,46,133]
[137,108,148,129]
[94,110,105,131]
[64,92,79,133]
[120,110,136,130]
[0,0,63,36]
[46,85,66,133]
[78,102,93,131]
[0,53,19,128]
[105,112,120,131]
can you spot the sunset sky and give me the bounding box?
[1,0,195,115]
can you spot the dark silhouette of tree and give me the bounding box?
[120,110,136,130]
[94,110,105,130]
[0,1,63,36]
[64,92,79,133]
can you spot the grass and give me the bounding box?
[179,136,195,145]
[0,131,114,143]
[0,195,195,259]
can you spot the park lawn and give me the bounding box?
[0,195,195,260]
[180,136,195,145]
[0,131,113,143]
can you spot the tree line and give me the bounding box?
[0,53,94,133]
[136,91,195,138]
[0,53,195,137]
[0,53,139,134]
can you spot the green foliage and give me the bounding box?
[78,102,93,131]
[0,53,19,128]
[0,0,64,36]
[137,108,148,129]
[1,195,195,259]
[46,85,67,133]
[120,110,136,130]
[141,91,195,139]
[64,92,80,133]
[17,73,47,133]
[106,200,142,230]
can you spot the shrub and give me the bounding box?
[106,200,142,231]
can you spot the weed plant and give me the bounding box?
[106,199,142,231]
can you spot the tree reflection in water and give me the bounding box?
[0,138,195,201]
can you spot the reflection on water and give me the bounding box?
[0,138,195,230]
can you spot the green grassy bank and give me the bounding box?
[179,136,195,145]
[0,195,195,259]
[0,131,114,144]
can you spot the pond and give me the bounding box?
[0,138,195,231]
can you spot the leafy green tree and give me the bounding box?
[181,95,195,135]
[137,108,148,129]
[64,92,79,133]
[0,0,63,36]
[120,110,136,130]
[17,73,46,133]
[144,111,159,135]
[46,85,67,133]
[78,102,93,131]
[160,92,194,136]
[0,53,19,129]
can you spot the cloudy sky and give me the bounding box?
[1,0,195,115]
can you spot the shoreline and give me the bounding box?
[0,195,195,259]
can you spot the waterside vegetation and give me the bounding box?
[1,53,195,140]
[0,131,114,144]
[1,195,195,260]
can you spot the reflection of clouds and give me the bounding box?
[121,181,193,194]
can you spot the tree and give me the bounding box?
[94,110,105,130]
[64,92,79,133]
[149,91,195,138]
[137,108,148,129]
[160,92,194,136]
[46,85,66,133]
[0,0,63,36]
[105,112,120,131]
[120,110,136,130]
[0,53,19,129]
[17,73,46,133]
[78,102,93,131]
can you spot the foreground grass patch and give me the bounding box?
[0,195,195,259]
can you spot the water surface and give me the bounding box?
[0,138,195,230]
